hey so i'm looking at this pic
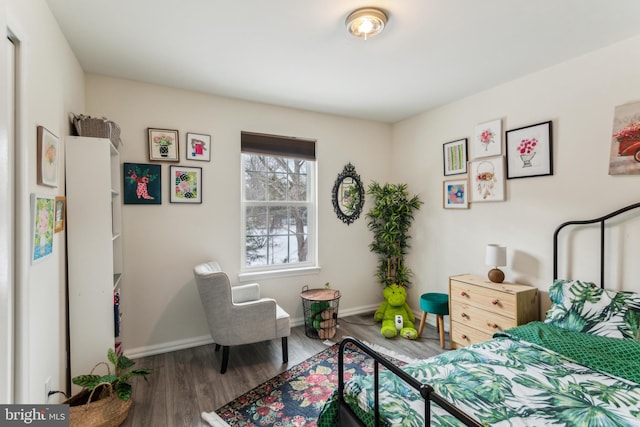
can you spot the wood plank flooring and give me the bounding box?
[122,313,449,426]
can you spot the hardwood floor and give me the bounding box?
[122,313,449,426]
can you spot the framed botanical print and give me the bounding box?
[443,138,468,176]
[469,156,505,202]
[471,119,502,159]
[37,126,59,187]
[609,101,640,175]
[31,194,55,263]
[506,121,553,179]
[170,166,202,203]
[148,128,179,161]
[123,163,161,204]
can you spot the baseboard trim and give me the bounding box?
[126,303,383,359]
[125,335,214,359]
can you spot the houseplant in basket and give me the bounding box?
[65,348,151,427]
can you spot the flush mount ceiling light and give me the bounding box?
[346,7,388,40]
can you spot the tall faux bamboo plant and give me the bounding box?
[366,181,423,287]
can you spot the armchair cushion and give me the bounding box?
[232,282,261,303]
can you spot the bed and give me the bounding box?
[318,202,640,426]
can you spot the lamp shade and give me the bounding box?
[485,244,506,267]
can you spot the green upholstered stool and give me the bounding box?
[418,293,449,348]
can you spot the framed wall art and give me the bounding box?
[443,138,468,176]
[31,194,55,264]
[506,121,553,179]
[609,101,640,175]
[148,128,179,161]
[186,132,211,161]
[54,196,66,233]
[170,166,202,204]
[443,178,469,209]
[37,125,59,187]
[469,156,505,202]
[471,119,502,159]
[123,163,161,204]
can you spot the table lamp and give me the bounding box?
[486,244,506,283]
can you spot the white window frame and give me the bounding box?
[239,152,318,281]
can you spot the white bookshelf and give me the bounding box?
[66,136,123,390]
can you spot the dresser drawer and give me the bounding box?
[450,321,492,348]
[450,280,517,319]
[451,302,517,335]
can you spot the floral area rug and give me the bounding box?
[205,341,406,427]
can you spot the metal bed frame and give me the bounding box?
[553,202,640,288]
[336,202,640,426]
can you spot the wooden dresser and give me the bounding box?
[449,274,539,349]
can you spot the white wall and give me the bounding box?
[4,0,85,403]
[394,35,640,317]
[84,75,392,357]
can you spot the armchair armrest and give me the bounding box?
[232,282,261,303]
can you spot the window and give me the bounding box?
[241,132,316,273]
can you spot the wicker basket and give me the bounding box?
[64,363,132,427]
[71,113,122,148]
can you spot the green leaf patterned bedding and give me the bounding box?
[318,323,640,426]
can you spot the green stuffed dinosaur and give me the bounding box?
[374,284,418,339]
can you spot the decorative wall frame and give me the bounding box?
[37,126,59,187]
[31,194,55,264]
[186,132,211,161]
[123,163,162,204]
[471,119,502,159]
[331,162,365,225]
[148,128,179,161]
[170,165,202,203]
[443,138,468,176]
[443,179,469,209]
[609,101,640,175]
[506,120,553,179]
[469,156,505,202]
[54,196,66,233]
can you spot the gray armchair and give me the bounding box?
[193,261,291,373]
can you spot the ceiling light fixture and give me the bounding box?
[345,7,388,40]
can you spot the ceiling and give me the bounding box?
[46,0,640,123]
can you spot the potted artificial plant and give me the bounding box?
[366,181,423,288]
[65,348,151,426]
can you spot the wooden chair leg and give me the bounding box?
[418,312,427,337]
[220,346,229,374]
[282,337,288,363]
[437,315,445,349]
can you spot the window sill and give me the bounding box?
[238,266,321,282]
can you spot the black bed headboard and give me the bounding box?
[553,202,640,289]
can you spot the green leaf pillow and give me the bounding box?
[545,279,640,339]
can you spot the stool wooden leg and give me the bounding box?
[437,315,445,349]
[418,312,427,337]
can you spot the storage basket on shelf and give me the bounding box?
[70,113,122,148]
[300,286,340,340]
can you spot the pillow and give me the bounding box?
[545,279,640,339]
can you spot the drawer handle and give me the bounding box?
[460,291,468,297]
[461,313,468,319]
[492,299,499,305]
[488,323,498,329]
[460,334,468,340]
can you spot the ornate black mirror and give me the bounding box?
[332,163,365,225]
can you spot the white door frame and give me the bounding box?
[1,31,16,403]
